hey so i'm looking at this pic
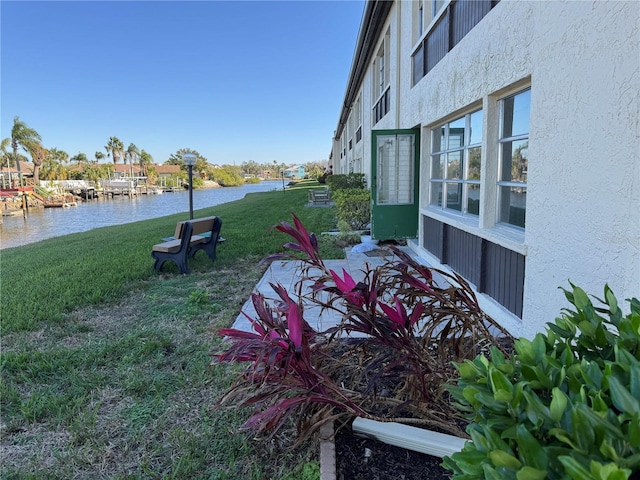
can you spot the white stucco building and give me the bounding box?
[332,0,639,338]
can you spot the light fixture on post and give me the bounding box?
[183,152,197,220]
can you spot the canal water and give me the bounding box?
[0,182,280,250]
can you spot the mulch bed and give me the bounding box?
[335,421,452,479]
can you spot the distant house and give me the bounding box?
[154,164,181,179]
[1,161,34,187]
[331,0,639,338]
[284,165,305,179]
[110,164,142,177]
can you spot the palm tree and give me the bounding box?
[25,143,48,183]
[139,149,153,178]
[49,148,69,165]
[42,148,70,181]
[1,137,11,187]
[125,143,140,177]
[11,117,42,185]
[70,152,88,165]
[105,137,124,167]
[94,151,105,164]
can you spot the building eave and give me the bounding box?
[335,0,393,140]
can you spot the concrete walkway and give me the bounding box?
[231,246,400,334]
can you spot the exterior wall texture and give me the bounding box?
[335,0,639,338]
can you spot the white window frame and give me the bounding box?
[429,109,483,217]
[497,88,530,229]
[377,44,385,97]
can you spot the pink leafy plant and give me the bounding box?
[214,214,513,440]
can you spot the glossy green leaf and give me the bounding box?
[590,460,632,480]
[490,367,514,393]
[582,360,603,390]
[548,322,575,339]
[516,424,548,470]
[516,466,548,480]
[604,285,621,326]
[488,345,504,364]
[558,455,592,479]
[489,450,522,470]
[515,338,535,364]
[468,426,490,453]
[497,362,515,376]
[591,392,609,414]
[572,286,591,310]
[494,389,513,402]
[532,334,546,363]
[549,427,580,450]
[598,440,619,463]
[550,387,568,423]
[482,424,513,452]
[446,450,486,475]
[462,386,481,406]
[578,403,624,438]
[523,390,551,426]
[458,360,480,380]
[578,321,596,337]
[608,376,640,415]
[482,464,505,480]
[594,322,610,347]
[571,407,595,452]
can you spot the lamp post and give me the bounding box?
[183,153,197,220]
[281,167,285,193]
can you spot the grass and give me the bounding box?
[0,181,342,479]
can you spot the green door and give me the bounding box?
[371,129,420,240]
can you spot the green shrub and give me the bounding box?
[210,166,244,186]
[191,177,204,188]
[332,188,371,231]
[444,284,640,479]
[326,173,366,190]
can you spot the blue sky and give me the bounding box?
[1,0,364,166]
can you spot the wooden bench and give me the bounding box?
[308,188,331,205]
[151,222,195,274]
[185,216,222,262]
[151,216,223,274]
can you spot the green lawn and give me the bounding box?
[1,181,341,479]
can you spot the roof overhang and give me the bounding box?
[335,0,393,140]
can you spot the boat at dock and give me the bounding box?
[44,201,78,208]
[2,209,23,216]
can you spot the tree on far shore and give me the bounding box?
[105,137,124,166]
[26,143,48,183]
[139,149,153,178]
[10,116,42,179]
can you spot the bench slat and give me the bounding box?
[152,234,205,252]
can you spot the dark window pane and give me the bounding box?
[432,125,445,153]
[448,117,465,149]
[502,89,530,138]
[431,153,444,178]
[430,181,443,206]
[446,182,463,211]
[446,151,462,180]
[413,44,424,85]
[469,110,483,145]
[501,140,528,182]
[499,186,526,227]
[467,184,480,215]
[468,147,481,180]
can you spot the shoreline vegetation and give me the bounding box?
[1,181,342,479]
